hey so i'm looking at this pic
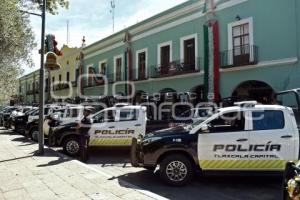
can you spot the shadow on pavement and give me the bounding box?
[37,156,71,167]
[18,143,35,146]
[0,130,19,136]
[0,155,34,163]
[115,171,282,200]
[64,145,283,200]
[12,136,34,143]
[86,147,131,168]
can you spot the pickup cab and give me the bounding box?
[131,102,299,186]
[50,105,147,156]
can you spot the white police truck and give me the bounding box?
[131,101,300,185]
[50,105,147,156]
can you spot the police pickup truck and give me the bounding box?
[50,105,148,156]
[131,101,299,186]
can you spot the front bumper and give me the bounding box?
[130,138,144,167]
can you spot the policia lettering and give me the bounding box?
[213,142,281,152]
[95,129,135,135]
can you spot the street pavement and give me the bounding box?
[0,129,160,200]
[84,148,283,200]
[0,128,283,200]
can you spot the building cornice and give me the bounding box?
[83,0,205,55]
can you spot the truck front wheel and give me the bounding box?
[30,127,39,142]
[159,154,193,186]
[63,136,80,157]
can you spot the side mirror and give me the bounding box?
[199,124,209,133]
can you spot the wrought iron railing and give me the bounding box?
[83,74,115,88]
[220,45,258,68]
[54,83,70,91]
[132,68,149,81]
[149,58,201,78]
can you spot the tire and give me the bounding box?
[159,154,193,186]
[30,127,39,142]
[63,136,80,157]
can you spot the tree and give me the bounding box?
[20,0,69,15]
[0,0,68,104]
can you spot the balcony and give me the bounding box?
[220,45,259,69]
[54,83,70,91]
[132,68,149,81]
[150,58,200,78]
[83,74,114,88]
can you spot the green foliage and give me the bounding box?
[0,0,68,103]
[22,0,69,15]
[0,0,36,101]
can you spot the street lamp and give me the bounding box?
[22,0,46,154]
[38,0,46,154]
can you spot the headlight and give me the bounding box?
[142,136,162,145]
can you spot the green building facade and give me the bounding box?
[81,0,300,104]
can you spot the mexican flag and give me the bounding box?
[204,20,220,102]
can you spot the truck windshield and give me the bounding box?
[188,112,215,130]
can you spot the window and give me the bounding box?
[183,38,196,70]
[99,61,107,75]
[228,17,254,66]
[115,57,122,82]
[59,74,62,82]
[120,109,138,121]
[93,110,116,123]
[233,23,249,57]
[44,108,50,115]
[75,68,79,84]
[158,41,172,75]
[252,110,285,130]
[66,109,79,118]
[207,112,245,133]
[88,67,94,86]
[136,49,147,80]
[160,46,170,74]
[52,77,55,90]
[45,78,49,90]
[66,72,70,82]
[181,34,198,70]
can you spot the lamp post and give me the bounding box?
[38,0,46,154]
[21,0,46,154]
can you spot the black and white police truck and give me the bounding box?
[131,101,300,185]
[50,105,148,156]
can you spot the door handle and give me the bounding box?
[108,126,115,129]
[135,124,141,127]
[281,135,293,139]
[236,138,248,142]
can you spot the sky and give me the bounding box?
[26,0,188,75]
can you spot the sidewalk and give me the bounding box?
[0,129,157,200]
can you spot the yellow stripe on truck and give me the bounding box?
[199,160,291,169]
[89,138,132,146]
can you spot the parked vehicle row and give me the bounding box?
[2,88,300,187]
[1,103,203,155]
